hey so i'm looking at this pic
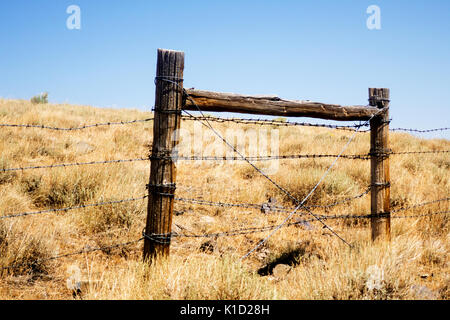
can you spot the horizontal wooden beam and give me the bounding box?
[183,89,378,121]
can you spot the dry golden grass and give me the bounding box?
[0,98,448,300]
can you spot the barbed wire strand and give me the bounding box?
[390,127,450,133]
[2,150,448,173]
[181,115,450,134]
[0,158,149,173]
[161,150,448,162]
[0,119,153,131]
[0,185,370,221]
[172,192,448,218]
[180,114,368,131]
[0,195,148,220]
[171,154,371,161]
[389,150,450,156]
[167,186,371,212]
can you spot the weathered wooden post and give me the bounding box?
[369,88,391,242]
[143,49,184,262]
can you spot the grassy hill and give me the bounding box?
[0,98,448,299]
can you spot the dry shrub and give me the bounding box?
[271,168,359,205]
[0,221,53,278]
[24,169,102,208]
[76,200,145,234]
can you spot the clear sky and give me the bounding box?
[1,0,449,138]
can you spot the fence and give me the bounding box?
[1,48,449,272]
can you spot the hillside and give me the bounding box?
[0,98,448,300]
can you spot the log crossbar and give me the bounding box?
[184,89,379,121]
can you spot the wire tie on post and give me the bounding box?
[152,107,182,115]
[369,148,392,157]
[154,76,184,83]
[371,212,391,218]
[146,183,177,197]
[371,182,391,188]
[142,230,173,244]
[149,149,177,161]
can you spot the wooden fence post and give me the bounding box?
[369,88,391,242]
[143,49,184,262]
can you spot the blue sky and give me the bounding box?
[0,0,449,138]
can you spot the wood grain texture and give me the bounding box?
[143,49,184,261]
[369,88,391,242]
[184,89,379,121]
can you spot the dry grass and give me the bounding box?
[0,98,448,300]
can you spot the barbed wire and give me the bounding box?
[0,195,148,220]
[172,150,448,161]
[171,192,448,219]
[180,114,369,131]
[168,187,371,212]
[1,238,144,272]
[182,115,450,135]
[0,119,154,131]
[0,157,149,173]
[171,154,372,161]
[390,127,450,133]
[389,150,450,156]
